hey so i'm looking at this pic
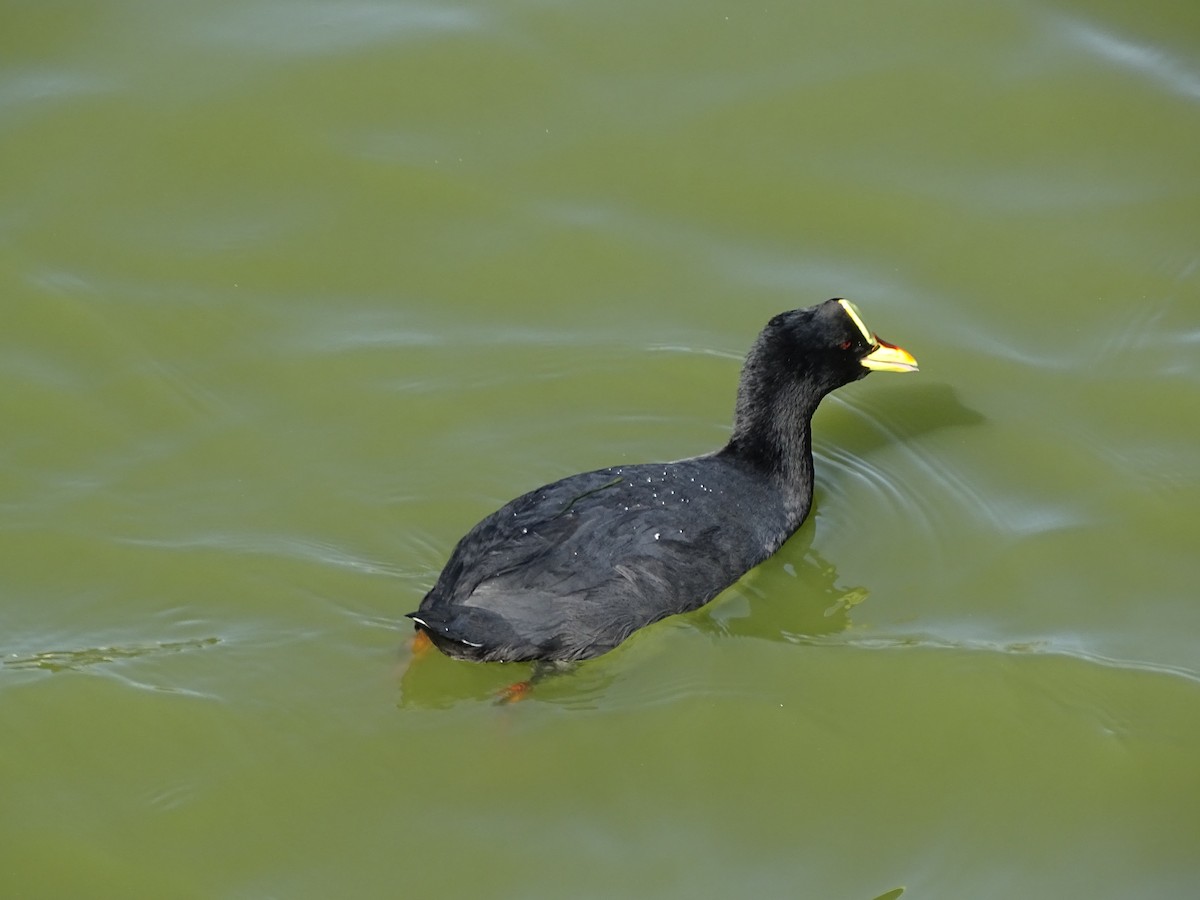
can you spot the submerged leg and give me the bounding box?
[411,628,434,657]
[495,660,578,705]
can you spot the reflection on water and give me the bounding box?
[697,539,869,643]
[4,637,219,673]
[396,537,870,709]
[1053,12,1200,102]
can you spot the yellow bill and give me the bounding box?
[861,338,919,373]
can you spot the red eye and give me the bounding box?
[840,340,852,350]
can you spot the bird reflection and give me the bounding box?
[396,532,862,709]
[691,533,869,644]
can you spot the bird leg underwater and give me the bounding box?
[411,628,434,657]
[495,660,577,705]
[410,628,575,704]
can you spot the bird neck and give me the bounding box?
[721,376,819,525]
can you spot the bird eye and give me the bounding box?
[840,339,852,350]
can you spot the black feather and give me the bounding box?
[407,298,911,662]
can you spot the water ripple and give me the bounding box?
[0,68,119,111]
[817,388,1094,546]
[4,637,219,676]
[1054,13,1200,102]
[116,531,402,577]
[200,1,490,57]
[798,631,1200,687]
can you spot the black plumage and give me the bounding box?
[408,298,917,662]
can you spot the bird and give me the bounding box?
[408,298,917,665]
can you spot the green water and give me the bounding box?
[3,1,1198,897]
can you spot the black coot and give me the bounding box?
[409,298,917,662]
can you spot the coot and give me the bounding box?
[409,298,917,662]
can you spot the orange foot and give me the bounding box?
[411,629,433,657]
[495,680,532,705]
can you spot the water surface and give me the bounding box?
[3,1,1198,897]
